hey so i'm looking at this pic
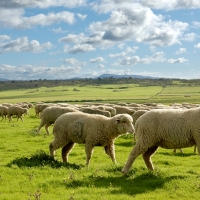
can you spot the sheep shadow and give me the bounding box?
[6,150,84,170]
[62,170,184,196]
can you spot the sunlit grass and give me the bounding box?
[0,109,200,199]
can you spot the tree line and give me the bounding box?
[0,77,200,91]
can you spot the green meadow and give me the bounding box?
[1,82,200,199]
[1,82,200,104]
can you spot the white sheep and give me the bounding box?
[7,106,28,122]
[0,106,8,120]
[34,103,49,117]
[122,108,199,175]
[113,105,135,116]
[49,112,135,166]
[37,106,79,135]
[79,107,111,117]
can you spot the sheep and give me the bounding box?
[37,106,79,135]
[122,108,200,175]
[34,103,50,117]
[79,107,111,117]
[113,105,135,116]
[49,112,135,166]
[2,103,12,107]
[0,106,8,120]
[7,106,28,122]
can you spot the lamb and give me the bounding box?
[0,106,8,120]
[37,106,79,135]
[49,112,135,166]
[122,108,200,175]
[7,106,28,122]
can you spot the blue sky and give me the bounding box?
[0,0,200,80]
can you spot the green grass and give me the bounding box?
[1,83,200,105]
[1,83,200,199]
[0,109,200,200]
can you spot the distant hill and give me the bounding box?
[0,78,8,81]
[97,74,159,79]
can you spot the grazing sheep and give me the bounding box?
[7,106,28,122]
[2,103,12,107]
[34,103,50,117]
[121,108,200,175]
[37,106,79,135]
[79,107,111,117]
[0,106,8,120]
[113,105,135,116]
[49,112,134,166]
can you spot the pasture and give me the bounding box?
[1,83,200,199]
[1,82,200,104]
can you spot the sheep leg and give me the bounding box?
[49,140,69,158]
[45,124,51,135]
[142,146,158,171]
[194,145,197,153]
[85,142,95,166]
[104,144,116,164]
[36,125,42,134]
[62,142,75,162]
[122,143,149,175]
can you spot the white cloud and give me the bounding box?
[141,0,200,10]
[192,21,200,29]
[181,33,196,42]
[0,35,11,41]
[0,0,87,9]
[0,64,82,80]
[175,48,187,54]
[64,44,96,54]
[64,58,86,66]
[89,57,104,63]
[0,9,76,29]
[52,27,68,33]
[0,36,52,53]
[113,51,166,66]
[194,43,200,49]
[168,57,188,64]
[77,13,87,20]
[109,46,138,58]
[89,4,188,47]
[95,64,105,69]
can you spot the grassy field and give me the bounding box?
[1,83,200,199]
[1,83,200,105]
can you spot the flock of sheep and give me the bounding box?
[1,101,200,175]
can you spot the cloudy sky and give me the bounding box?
[1,0,200,80]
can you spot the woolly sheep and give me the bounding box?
[2,103,12,107]
[113,105,135,116]
[7,106,28,122]
[37,106,79,135]
[79,107,111,117]
[122,108,200,175]
[34,103,50,117]
[0,106,8,120]
[49,112,135,166]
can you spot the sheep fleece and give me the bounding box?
[122,108,199,174]
[49,112,134,165]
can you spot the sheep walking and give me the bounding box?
[49,112,134,166]
[7,106,28,122]
[0,106,8,120]
[37,106,78,135]
[122,108,199,175]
